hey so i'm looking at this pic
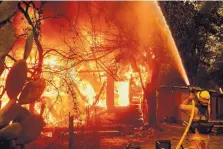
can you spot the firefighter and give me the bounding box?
[180,90,213,149]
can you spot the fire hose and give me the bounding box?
[176,100,195,149]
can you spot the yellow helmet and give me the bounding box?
[196,90,210,106]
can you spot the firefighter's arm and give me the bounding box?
[179,94,194,111]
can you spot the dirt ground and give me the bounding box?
[27,124,223,149]
[100,134,223,149]
[99,124,223,149]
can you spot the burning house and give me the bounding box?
[1,1,154,129]
[0,1,223,149]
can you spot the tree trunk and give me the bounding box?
[145,54,161,128]
[148,90,157,127]
[68,113,74,149]
[106,73,114,109]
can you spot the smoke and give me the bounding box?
[12,1,190,84]
[99,1,190,85]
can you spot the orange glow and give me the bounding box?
[124,66,133,80]
[78,80,106,108]
[139,65,150,84]
[114,82,129,106]
[1,2,166,128]
[0,25,149,129]
[0,96,10,109]
[44,57,58,68]
[79,80,96,106]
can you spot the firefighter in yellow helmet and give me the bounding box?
[180,90,213,149]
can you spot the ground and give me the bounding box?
[27,124,223,149]
[100,134,223,149]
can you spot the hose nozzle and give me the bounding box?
[188,85,196,93]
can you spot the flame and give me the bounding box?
[0,2,157,128]
[115,82,129,106]
[0,95,10,109]
[78,80,106,108]
[79,80,96,106]
[0,27,149,129]
[124,65,133,80]
[44,56,58,68]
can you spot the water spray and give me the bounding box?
[155,2,190,86]
[154,1,194,147]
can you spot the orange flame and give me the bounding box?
[114,82,129,106]
[0,2,156,128]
